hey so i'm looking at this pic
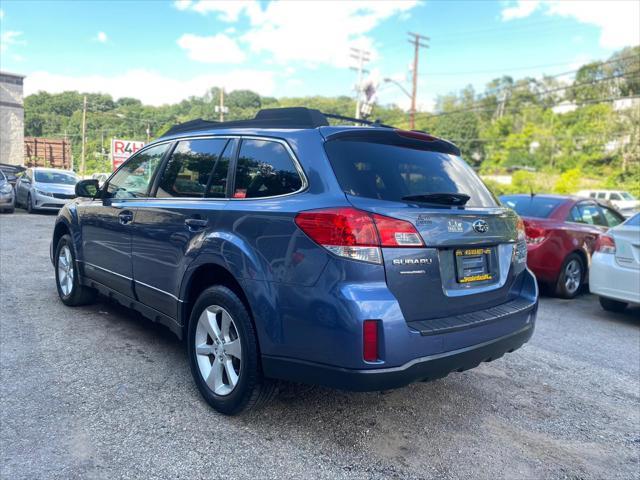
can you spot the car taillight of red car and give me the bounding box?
[524,223,548,245]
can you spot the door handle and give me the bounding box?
[118,210,134,225]
[185,218,209,230]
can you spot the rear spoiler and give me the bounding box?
[323,129,461,156]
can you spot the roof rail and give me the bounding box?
[161,107,395,137]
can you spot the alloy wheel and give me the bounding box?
[57,245,74,296]
[564,259,581,295]
[195,305,242,396]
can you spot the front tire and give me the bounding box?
[555,253,584,299]
[187,285,275,415]
[599,296,628,312]
[54,234,96,306]
[26,193,34,214]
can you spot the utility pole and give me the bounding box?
[350,47,370,120]
[215,87,228,121]
[146,123,151,143]
[408,32,429,129]
[80,95,87,178]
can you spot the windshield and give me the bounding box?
[621,192,635,200]
[324,140,497,208]
[500,195,565,218]
[34,170,77,185]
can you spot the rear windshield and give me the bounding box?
[35,171,77,185]
[324,140,497,208]
[500,195,564,218]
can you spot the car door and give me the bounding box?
[571,201,608,255]
[79,143,169,298]
[15,169,32,205]
[130,137,234,318]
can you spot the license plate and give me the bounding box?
[455,247,494,283]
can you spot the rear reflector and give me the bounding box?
[294,207,423,264]
[363,320,379,362]
[595,235,616,254]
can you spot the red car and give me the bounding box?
[500,194,625,298]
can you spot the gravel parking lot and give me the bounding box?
[1,210,639,479]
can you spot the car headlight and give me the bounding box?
[0,184,12,194]
[35,189,54,197]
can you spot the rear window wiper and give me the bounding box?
[401,193,470,206]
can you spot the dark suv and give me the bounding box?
[51,108,537,415]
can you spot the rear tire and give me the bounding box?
[599,296,628,313]
[187,285,276,415]
[54,234,97,306]
[555,253,584,299]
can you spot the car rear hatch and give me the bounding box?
[322,129,527,322]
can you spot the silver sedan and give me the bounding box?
[15,167,78,213]
[0,169,15,213]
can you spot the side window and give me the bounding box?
[156,138,228,198]
[577,203,606,226]
[233,139,303,198]
[597,192,606,200]
[601,207,624,227]
[568,206,583,223]
[589,192,596,198]
[609,193,621,201]
[107,144,168,199]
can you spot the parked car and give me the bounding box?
[51,107,538,415]
[0,163,26,187]
[0,169,15,213]
[590,213,640,312]
[500,194,625,298]
[15,167,78,213]
[576,189,639,217]
[91,172,111,186]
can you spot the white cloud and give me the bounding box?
[0,30,23,52]
[177,0,419,67]
[174,0,192,11]
[501,0,640,48]
[96,31,108,43]
[0,9,4,20]
[24,69,276,106]
[501,0,540,20]
[177,33,245,63]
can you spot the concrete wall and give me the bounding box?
[0,71,25,166]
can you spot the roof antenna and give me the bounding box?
[529,183,536,197]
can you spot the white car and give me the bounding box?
[576,190,639,217]
[589,213,640,312]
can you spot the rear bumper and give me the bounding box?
[589,252,640,304]
[262,318,536,392]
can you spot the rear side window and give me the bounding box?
[577,203,606,226]
[500,196,565,218]
[601,207,624,227]
[233,139,302,198]
[609,193,621,201]
[324,140,497,207]
[156,138,228,198]
[625,213,640,226]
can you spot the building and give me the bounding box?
[0,71,25,166]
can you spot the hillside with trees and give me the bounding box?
[24,46,639,195]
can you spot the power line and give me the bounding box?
[416,70,640,119]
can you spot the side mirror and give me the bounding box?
[75,179,100,198]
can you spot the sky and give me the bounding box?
[0,0,638,111]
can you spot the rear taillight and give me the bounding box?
[525,223,548,245]
[516,217,526,242]
[595,235,616,254]
[294,208,423,264]
[363,320,379,362]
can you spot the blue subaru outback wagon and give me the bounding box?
[51,108,537,414]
